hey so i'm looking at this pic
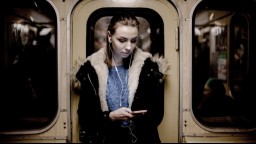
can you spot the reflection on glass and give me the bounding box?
[0,0,57,132]
[193,5,256,128]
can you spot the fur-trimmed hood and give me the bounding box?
[87,47,152,111]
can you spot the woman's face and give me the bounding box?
[203,85,212,98]
[108,24,138,60]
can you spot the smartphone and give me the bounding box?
[132,110,147,116]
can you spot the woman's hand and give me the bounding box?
[109,107,134,121]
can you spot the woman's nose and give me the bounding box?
[125,41,132,50]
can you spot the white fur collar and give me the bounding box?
[87,47,152,111]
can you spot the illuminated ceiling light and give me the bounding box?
[209,12,214,21]
[30,16,34,22]
[34,1,38,8]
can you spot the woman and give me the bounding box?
[74,12,167,144]
[197,78,239,117]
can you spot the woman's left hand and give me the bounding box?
[109,107,134,121]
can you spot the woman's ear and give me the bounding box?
[107,31,111,43]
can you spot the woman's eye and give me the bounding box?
[117,38,137,43]
[118,38,127,43]
[131,39,137,43]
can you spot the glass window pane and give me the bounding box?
[193,0,256,129]
[86,8,164,56]
[0,0,58,132]
[93,16,151,53]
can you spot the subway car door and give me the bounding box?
[70,0,179,143]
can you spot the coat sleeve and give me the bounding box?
[147,60,165,126]
[132,59,165,126]
[76,62,103,143]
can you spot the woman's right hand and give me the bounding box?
[109,107,134,121]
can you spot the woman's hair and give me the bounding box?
[105,12,140,68]
[206,78,226,96]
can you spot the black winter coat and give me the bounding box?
[76,47,164,144]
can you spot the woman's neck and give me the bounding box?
[112,55,123,66]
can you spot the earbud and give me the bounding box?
[108,32,112,43]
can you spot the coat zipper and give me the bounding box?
[87,74,97,95]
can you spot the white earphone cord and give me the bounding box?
[110,43,132,107]
[112,58,124,107]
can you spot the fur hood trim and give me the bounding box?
[151,53,170,82]
[87,47,152,111]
